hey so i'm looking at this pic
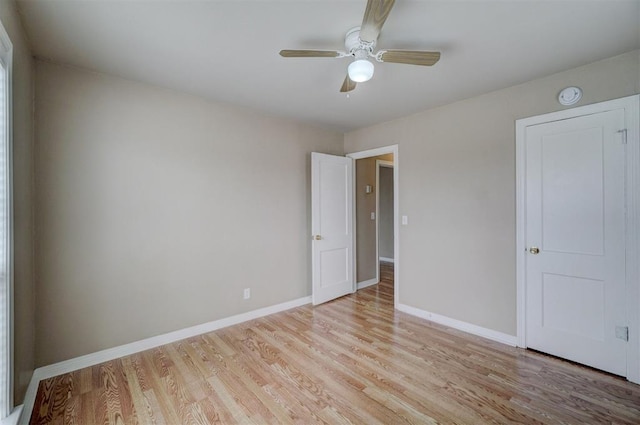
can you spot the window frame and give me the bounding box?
[0,18,13,419]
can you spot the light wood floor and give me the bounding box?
[30,263,640,424]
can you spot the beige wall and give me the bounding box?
[378,165,393,260]
[34,60,343,366]
[0,0,35,405]
[345,50,640,335]
[355,153,393,282]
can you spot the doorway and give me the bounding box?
[347,145,399,309]
[353,154,393,289]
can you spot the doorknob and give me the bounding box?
[313,235,322,240]
[529,246,540,254]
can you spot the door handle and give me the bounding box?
[529,246,540,254]
[313,235,322,240]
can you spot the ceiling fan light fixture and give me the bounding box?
[348,59,374,83]
[279,1,441,92]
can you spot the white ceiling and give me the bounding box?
[15,0,640,132]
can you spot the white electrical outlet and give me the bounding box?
[243,288,251,300]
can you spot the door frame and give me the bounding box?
[376,160,394,273]
[347,145,400,309]
[515,95,640,383]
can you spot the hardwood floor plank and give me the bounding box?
[316,405,353,425]
[137,353,181,424]
[29,263,640,424]
[205,374,254,424]
[363,386,439,425]
[61,395,81,425]
[142,390,167,425]
[261,383,325,425]
[98,361,125,425]
[120,357,155,425]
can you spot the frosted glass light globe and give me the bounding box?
[348,59,374,83]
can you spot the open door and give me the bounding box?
[311,152,354,305]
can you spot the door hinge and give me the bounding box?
[615,326,629,341]
[618,129,628,144]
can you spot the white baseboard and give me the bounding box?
[357,278,378,290]
[19,296,311,425]
[379,257,395,263]
[397,303,517,347]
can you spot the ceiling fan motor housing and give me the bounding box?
[345,27,376,57]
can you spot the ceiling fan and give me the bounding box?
[279,0,441,93]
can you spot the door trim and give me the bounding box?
[376,160,394,279]
[515,95,640,383]
[347,145,399,309]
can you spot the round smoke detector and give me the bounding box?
[558,86,583,106]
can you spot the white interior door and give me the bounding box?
[524,109,627,376]
[311,153,354,305]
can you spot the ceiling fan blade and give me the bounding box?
[379,50,441,66]
[359,0,396,43]
[279,50,340,58]
[340,75,357,93]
